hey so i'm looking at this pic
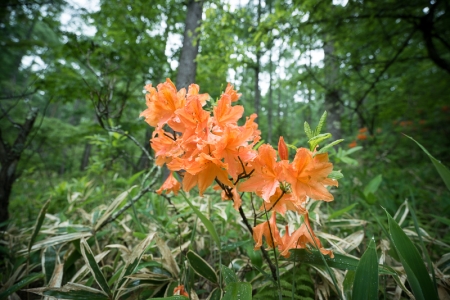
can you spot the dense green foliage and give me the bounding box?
[1,0,449,299]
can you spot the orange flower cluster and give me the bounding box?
[141,79,337,258]
[173,284,188,297]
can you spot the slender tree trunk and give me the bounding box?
[254,0,262,121]
[268,49,273,144]
[176,0,203,90]
[137,128,153,171]
[162,0,203,180]
[80,143,92,171]
[323,31,342,139]
[0,108,38,227]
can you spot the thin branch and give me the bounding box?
[0,91,36,101]
[238,205,278,281]
[96,166,160,231]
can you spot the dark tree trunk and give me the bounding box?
[0,108,38,227]
[323,37,342,140]
[419,1,450,75]
[80,142,92,171]
[267,50,273,144]
[254,0,262,121]
[163,0,203,180]
[176,0,203,90]
[137,128,153,171]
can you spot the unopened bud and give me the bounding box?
[278,136,289,160]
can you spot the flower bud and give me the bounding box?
[278,136,289,160]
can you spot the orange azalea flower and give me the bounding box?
[358,127,368,133]
[282,148,337,202]
[356,133,367,140]
[186,83,209,106]
[223,83,241,102]
[173,284,189,297]
[151,129,182,166]
[213,91,244,128]
[221,187,242,211]
[260,187,306,215]
[183,153,233,195]
[238,144,283,201]
[348,140,357,148]
[278,136,289,160]
[140,79,186,128]
[279,213,334,258]
[213,125,257,180]
[253,212,282,250]
[156,172,181,195]
[173,97,210,140]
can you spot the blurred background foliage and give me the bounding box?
[1,0,449,298]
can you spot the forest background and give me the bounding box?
[1,0,450,299]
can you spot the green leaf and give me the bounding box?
[21,232,93,254]
[345,146,363,155]
[152,296,188,300]
[317,139,344,154]
[405,134,450,191]
[244,243,262,268]
[114,232,156,297]
[28,199,51,254]
[363,175,383,197]
[207,288,222,300]
[127,170,146,185]
[328,203,358,220]
[94,186,136,231]
[0,273,44,299]
[43,246,57,284]
[308,133,332,151]
[304,121,313,139]
[222,282,252,300]
[343,270,355,300]
[221,264,238,285]
[328,170,344,180]
[431,214,450,226]
[352,238,378,300]
[80,239,112,297]
[289,249,394,275]
[26,283,109,300]
[315,111,328,136]
[186,250,218,284]
[180,192,221,249]
[385,209,438,300]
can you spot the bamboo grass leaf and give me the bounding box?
[222,282,252,300]
[28,199,51,254]
[206,288,222,300]
[289,249,394,275]
[405,134,450,191]
[20,232,93,254]
[221,264,238,285]
[0,273,44,299]
[352,238,378,299]
[385,209,438,300]
[186,250,218,284]
[94,186,136,231]
[80,239,112,297]
[26,283,109,300]
[114,232,156,297]
[180,192,221,250]
[156,235,180,277]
